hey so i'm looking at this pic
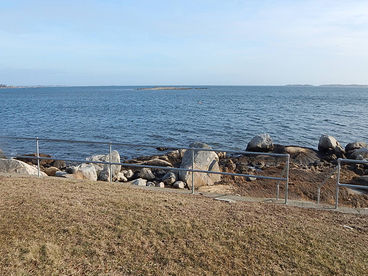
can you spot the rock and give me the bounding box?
[246,134,274,152]
[43,166,59,176]
[284,146,320,166]
[130,178,147,186]
[156,182,165,188]
[246,176,257,181]
[51,160,66,170]
[141,159,173,167]
[179,142,221,189]
[0,149,6,159]
[345,141,368,152]
[117,172,128,182]
[76,163,97,181]
[138,168,155,180]
[146,181,155,187]
[16,153,54,167]
[162,171,177,185]
[318,135,344,156]
[65,166,78,174]
[349,148,368,160]
[86,150,121,181]
[173,181,186,189]
[123,169,134,179]
[55,171,68,178]
[0,159,47,176]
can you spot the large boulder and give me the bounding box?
[345,141,368,152]
[138,168,155,180]
[162,171,177,185]
[318,135,344,156]
[130,178,147,186]
[350,148,368,160]
[179,142,221,189]
[86,150,121,181]
[346,142,368,159]
[75,163,97,181]
[283,146,320,166]
[0,159,47,176]
[246,134,274,152]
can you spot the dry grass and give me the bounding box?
[0,175,367,275]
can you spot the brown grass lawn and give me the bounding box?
[0,175,367,275]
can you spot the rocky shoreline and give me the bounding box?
[1,134,368,207]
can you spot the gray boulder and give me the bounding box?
[350,148,368,160]
[141,159,173,167]
[318,135,344,156]
[86,150,121,181]
[130,178,147,186]
[345,141,368,152]
[246,134,274,152]
[138,168,155,180]
[179,142,221,189]
[162,171,177,185]
[76,163,97,181]
[0,159,47,176]
[173,181,186,189]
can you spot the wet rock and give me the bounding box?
[179,142,221,189]
[350,148,368,160]
[345,141,368,153]
[246,134,274,152]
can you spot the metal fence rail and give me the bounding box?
[335,158,368,209]
[0,136,291,203]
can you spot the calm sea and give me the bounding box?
[1,86,367,159]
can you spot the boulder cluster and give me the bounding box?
[1,134,367,190]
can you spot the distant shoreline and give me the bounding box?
[137,87,208,91]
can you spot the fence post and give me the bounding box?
[284,154,290,204]
[36,137,40,178]
[317,187,321,205]
[191,148,195,194]
[335,159,341,209]
[109,143,113,183]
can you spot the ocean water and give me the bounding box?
[1,86,367,159]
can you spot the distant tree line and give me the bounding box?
[0,84,7,87]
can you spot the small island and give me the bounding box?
[137,86,207,91]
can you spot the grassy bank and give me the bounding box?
[0,175,367,275]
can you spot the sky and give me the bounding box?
[1,0,368,86]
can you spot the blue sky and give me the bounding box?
[1,0,368,85]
